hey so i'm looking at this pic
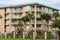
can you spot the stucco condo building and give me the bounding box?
[0,3,59,34]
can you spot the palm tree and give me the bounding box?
[52,19,60,28]
[52,12,59,39]
[25,13,35,39]
[18,13,34,39]
[18,20,24,29]
[52,11,59,20]
[40,13,51,39]
[12,18,17,38]
[51,19,60,40]
[18,19,25,39]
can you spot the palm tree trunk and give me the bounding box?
[30,20,32,31]
[5,32,7,38]
[23,22,25,39]
[13,24,16,38]
[44,21,49,39]
[13,31,15,38]
[33,31,36,39]
[23,32,25,39]
[33,31,35,39]
[45,32,47,39]
[57,33,59,40]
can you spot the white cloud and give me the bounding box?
[0,0,60,5]
[0,0,36,5]
[36,0,60,5]
[0,0,60,9]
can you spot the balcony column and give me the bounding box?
[29,6,32,31]
[33,5,37,39]
[45,32,47,39]
[10,8,12,33]
[5,32,7,38]
[22,7,26,39]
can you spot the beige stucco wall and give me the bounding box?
[0,9,5,33]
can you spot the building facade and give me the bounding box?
[0,3,59,35]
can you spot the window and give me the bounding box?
[49,9,53,14]
[37,24,41,27]
[42,7,45,12]
[19,13,22,17]
[31,6,35,10]
[26,24,30,26]
[26,12,30,14]
[16,8,22,11]
[45,7,48,13]
[5,19,9,21]
[37,13,40,18]
[26,6,30,11]
[12,13,22,18]
[32,24,34,27]
[37,6,41,11]
[6,8,10,13]
[5,13,9,17]
[37,18,41,21]
[11,26,15,31]
[11,8,15,13]
[26,22,30,28]
[31,12,34,15]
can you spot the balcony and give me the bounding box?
[5,17,10,19]
[36,14,40,18]
[15,10,23,13]
[5,16,10,19]
[49,20,53,25]
[11,8,23,13]
[12,16,21,19]
[6,20,10,24]
[6,8,11,13]
[11,10,23,13]
[36,21,41,24]
[5,23,9,25]
[32,27,41,30]
[37,8,41,12]
[12,21,18,25]
[31,21,34,24]
[31,8,35,11]
[36,27,41,30]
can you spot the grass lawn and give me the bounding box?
[0,38,51,40]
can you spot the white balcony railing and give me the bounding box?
[37,8,41,12]
[36,27,41,30]
[12,16,21,19]
[11,8,23,13]
[31,21,34,24]
[5,21,10,25]
[5,17,10,19]
[36,21,41,24]
[12,21,18,25]
[15,10,22,13]
[36,14,40,18]
[31,8,35,11]
[11,10,22,13]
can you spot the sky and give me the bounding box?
[0,0,60,10]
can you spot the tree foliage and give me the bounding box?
[21,13,34,21]
[40,13,51,21]
[51,19,60,29]
[12,19,17,22]
[53,12,59,19]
